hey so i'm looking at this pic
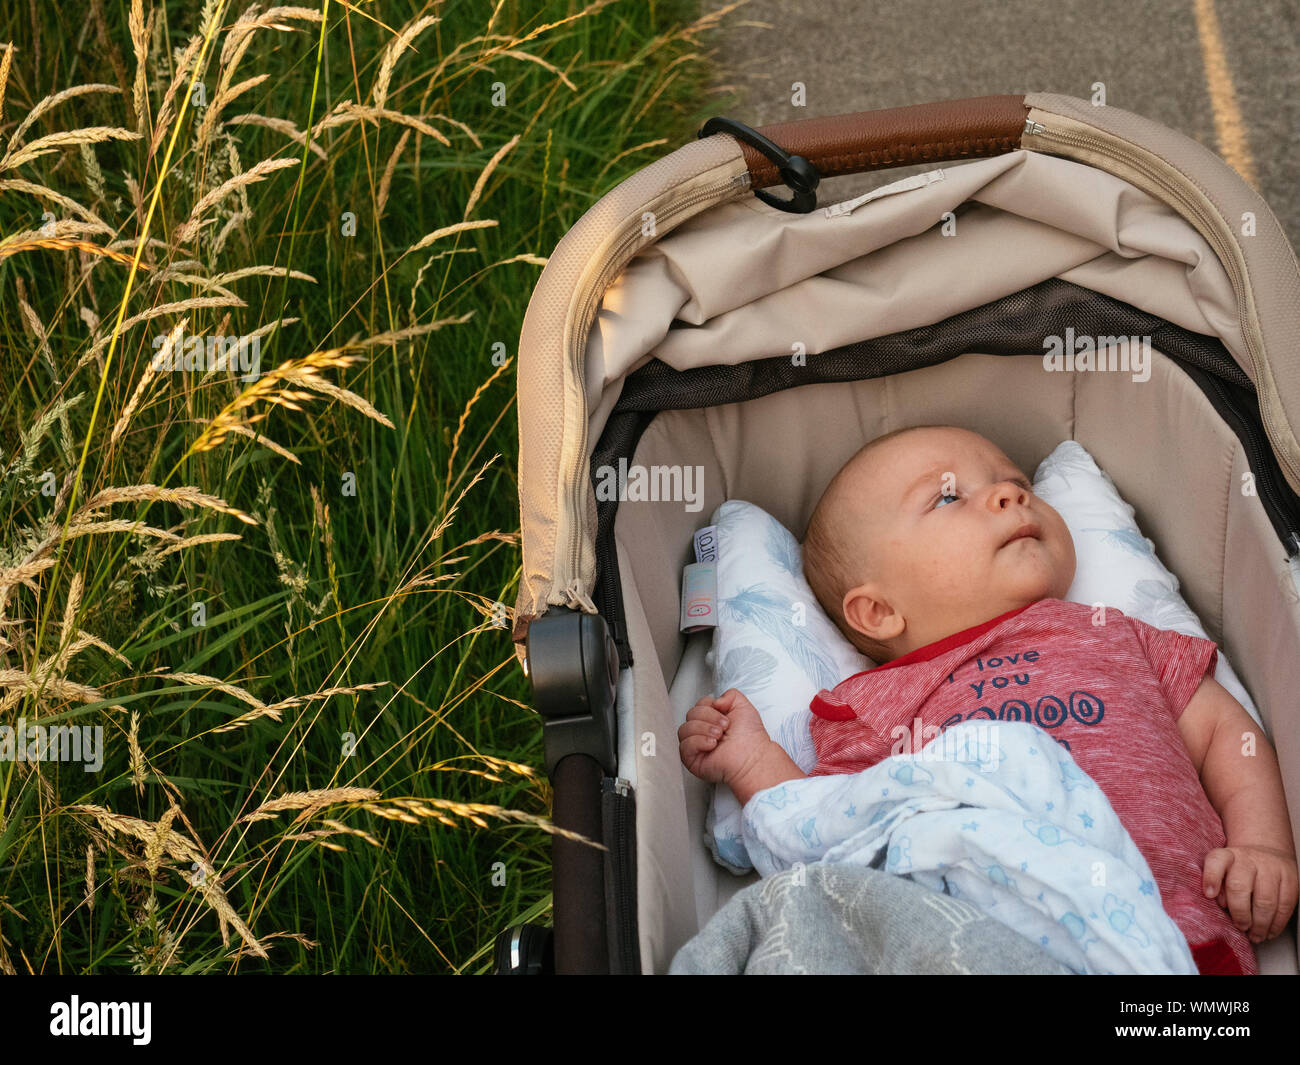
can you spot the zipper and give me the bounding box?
[601,775,639,973]
[1027,119,1300,497]
[559,171,751,604]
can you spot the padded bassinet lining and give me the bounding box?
[610,347,1300,974]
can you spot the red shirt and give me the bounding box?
[808,597,1256,975]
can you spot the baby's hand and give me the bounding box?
[678,688,772,787]
[1202,845,1299,943]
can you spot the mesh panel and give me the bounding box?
[615,277,1251,413]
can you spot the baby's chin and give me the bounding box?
[999,537,1072,588]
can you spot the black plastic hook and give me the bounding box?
[697,116,820,214]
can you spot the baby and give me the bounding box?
[679,424,1298,974]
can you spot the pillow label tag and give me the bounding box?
[693,524,718,563]
[680,562,717,632]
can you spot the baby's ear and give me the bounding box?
[842,584,902,645]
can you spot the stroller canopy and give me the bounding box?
[512,92,1300,662]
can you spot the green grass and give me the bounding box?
[0,0,745,974]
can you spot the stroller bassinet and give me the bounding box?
[496,93,1300,975]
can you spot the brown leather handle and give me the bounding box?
[740,95,1029,189]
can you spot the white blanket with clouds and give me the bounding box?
[740,721,1198,975]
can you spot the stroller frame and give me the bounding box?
[495,94,1300,975]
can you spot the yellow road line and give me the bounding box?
[1193,0,1258,189]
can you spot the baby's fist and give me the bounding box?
[1203,845,1299,944]
[677,688,771,786]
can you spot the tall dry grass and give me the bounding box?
[0,0,732,972]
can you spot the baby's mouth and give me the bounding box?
[1000,521,1043,548]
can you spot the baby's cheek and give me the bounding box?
[1052,519,1077,566]
[926,543,979,593]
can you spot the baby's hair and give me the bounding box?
[800,424,956,663]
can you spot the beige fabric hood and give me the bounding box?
[512,92,1300,664]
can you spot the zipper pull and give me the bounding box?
[1024,118,1045,136]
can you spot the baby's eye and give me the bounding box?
[934,492,960,509]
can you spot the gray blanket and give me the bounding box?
[669,863,1075,975]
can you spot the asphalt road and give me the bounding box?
[700,0,1300,251]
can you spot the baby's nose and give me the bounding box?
[991,481,1026,507]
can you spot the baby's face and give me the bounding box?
[842,427,1076,650]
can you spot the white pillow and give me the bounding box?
[1033,440,1261,726]
[703,500,870,874]
[701,438,1262,875]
